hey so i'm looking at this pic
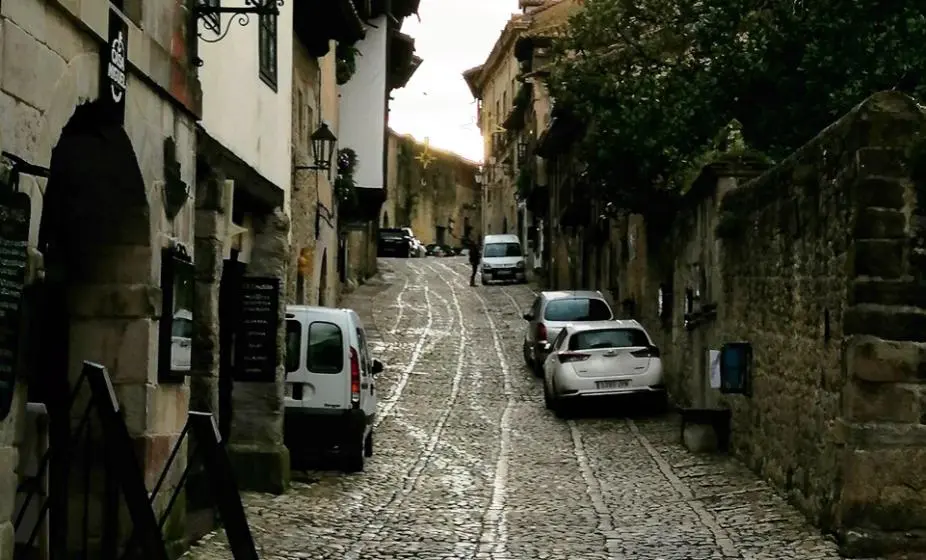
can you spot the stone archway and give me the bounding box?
[319,250,329,306]
[34,99,154,557]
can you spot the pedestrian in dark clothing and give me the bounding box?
[468,238,481,286]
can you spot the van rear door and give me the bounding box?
[285,312,350,410]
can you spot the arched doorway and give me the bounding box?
[34,100,154,557]
[502,217,508,234]
[319,250,329,306]
[382,211,389,228]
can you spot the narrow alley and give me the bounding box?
[185,258,843,560]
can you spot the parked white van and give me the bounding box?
[481,233,528,284]
[283,306,383,472]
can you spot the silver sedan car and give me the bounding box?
[521,290,615,376]
[542,321,666,415]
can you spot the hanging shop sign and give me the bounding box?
[100,7,128,124]
[0,189,30,421]
[234,277,281,383]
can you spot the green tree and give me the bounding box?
[548,0,926,209]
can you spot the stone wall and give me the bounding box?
[614,91,926,556]
[288,40,340,306]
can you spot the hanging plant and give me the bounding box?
[336,44,360,85]
[334,148,359,209]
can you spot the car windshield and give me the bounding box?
[380,230,404,239]
[543,298,613,322]
[483,242,521,258]
[569,328,649,350]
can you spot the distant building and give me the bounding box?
[383,131,482,246]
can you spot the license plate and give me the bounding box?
[597,379,630,389]
[496,270,512,276]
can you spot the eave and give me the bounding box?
[366,0,420,20]
[387,30,419,91]
[462,65,484,99]
[294,0,365,57]
[342,186,387,225]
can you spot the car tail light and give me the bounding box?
[631,346,660,358]
[537,323,547,341]
[558,351,590,363]
[350,347,361,407]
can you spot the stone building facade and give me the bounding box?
[382,130,481,245]
[287,6,365,309]
[463,17,526,239]
[0,0,201,557]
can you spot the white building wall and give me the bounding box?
[197,1,294,212]
[338,16,388,189]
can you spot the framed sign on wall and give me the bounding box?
[158,245,195,383]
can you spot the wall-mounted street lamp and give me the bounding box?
[294,123,338,173]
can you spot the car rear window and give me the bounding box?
[569,328,650,350]
[483,242,522,258]
[380,230,404,239]
[543,298,613,322]
[307,321,344,374]
[285,320,301,373]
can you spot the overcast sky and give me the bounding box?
[388,0,520,163]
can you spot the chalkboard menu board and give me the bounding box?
[0,191,30,421]
[233,277,280,382]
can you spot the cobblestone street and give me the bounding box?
[185,258,846,560]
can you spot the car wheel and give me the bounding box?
[341,439,365,473]
[543,379,554,410]
[364,431,374,457]
[522,343,532,368]
[481,275,489,285]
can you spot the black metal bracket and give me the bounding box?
[193,0,284,65]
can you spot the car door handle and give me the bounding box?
[604,350,618,357]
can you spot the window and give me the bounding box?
[259,10,278,88]
[296,89,305,137]
[543,298,613,322]
[483,242,522,258]
[569,328,649,351]
[306,321,343,373]
[356,328,371,373]
[503,91,507,111]
[285,320,302,373]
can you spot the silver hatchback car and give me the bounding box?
[521,290,614,376]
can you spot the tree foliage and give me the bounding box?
[547,0,926,207]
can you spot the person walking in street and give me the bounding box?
[468,237,482,286]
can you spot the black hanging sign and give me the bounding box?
[233,277,280,383]
[100,7,128,125]
[0,191,30,421]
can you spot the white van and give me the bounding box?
[481,233,528,284]
[283,306,383,472]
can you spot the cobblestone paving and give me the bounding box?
[184,257,849,560]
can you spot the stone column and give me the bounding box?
[227,208,290,495]
[191,174,227,414]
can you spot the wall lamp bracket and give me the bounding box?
[193,0,284,64]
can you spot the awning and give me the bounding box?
[341,186,386,225]
[294,0,365,57]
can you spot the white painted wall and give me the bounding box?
[198,0,294,213]
[338,16,388,190]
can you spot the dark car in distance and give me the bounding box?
[378,228,414,257]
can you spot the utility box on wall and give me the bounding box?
[719,341,752,396]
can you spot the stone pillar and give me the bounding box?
[227,208,290,495]
[191,174,226,414]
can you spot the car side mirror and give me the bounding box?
[372,359,384,375]
[522,313,533,321]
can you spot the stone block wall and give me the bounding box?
[620,91,926,556]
